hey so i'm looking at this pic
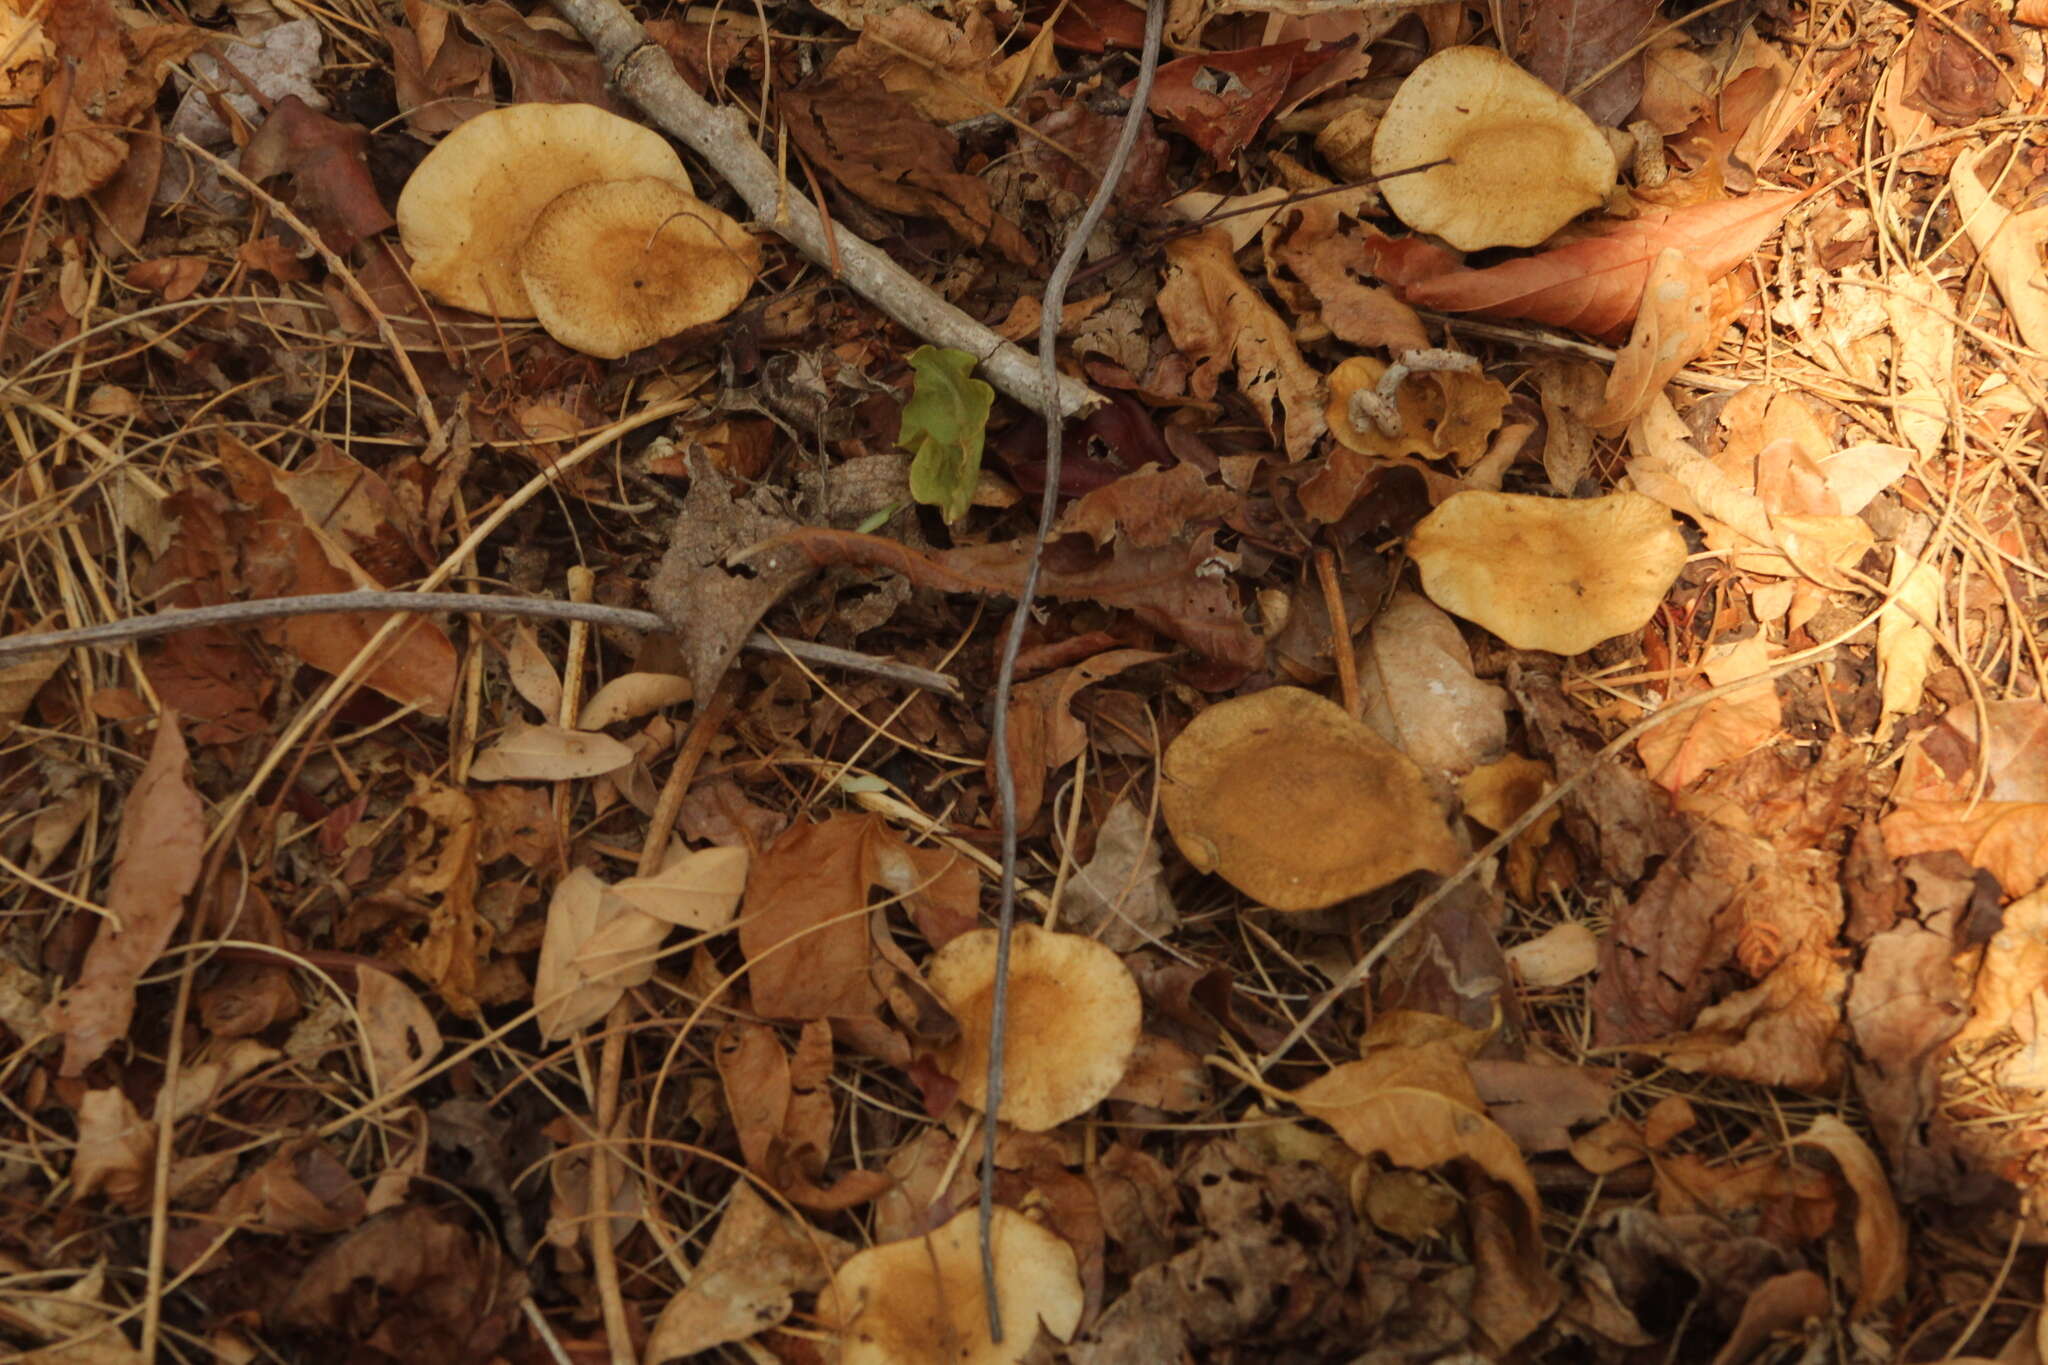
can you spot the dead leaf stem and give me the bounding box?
[979,0,1165,1339]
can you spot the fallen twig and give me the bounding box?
[0,592,961,700]
[548,0,1102,420]
[979,0,1166,1339]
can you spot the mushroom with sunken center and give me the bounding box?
[1372,46,1617,252]
[1407,490,1689,655]
[517,175,760,358]
[818,1205,1083,1365]
[926,923,1142,1132]
[1161,686,1458,911]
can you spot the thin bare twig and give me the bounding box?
[0,591,961,699]
[547,0,1101,420]
[979,0,1166,1340]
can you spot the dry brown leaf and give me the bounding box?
[355,964,441,1101]
[1500,0,1657,126]
[1791,1116,1905,1317]
[533,850,747,1040]
[0,644,61,747]
[1057,463,1235,549]
[1059,798,1180,953]
[1265,189,1431,353]
[1877,540,1943,728]
[782,527,1263,671]
[1633,946,1846,1089]
[1291,1041,1555,1348]
[1158,228,1326,460]
[215,437,458,715]
[1356,589,1508,781]
[1636,634,1783,793]
[1000,648,1163,828]
[646,1183,851,1363]
[1948,146,2048,354]
[610,844,750,930]
[505,623,563,718]
[1505,921,1600,987]
[71,1086,154,1210]
[578,671,692,729]
[1590,248,1714,431]
[469,721,634,783]
[55,715,205,1076]
[741,814,978,1021]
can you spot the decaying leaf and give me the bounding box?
[468,721,634,783]
[646,1183,852,1362]
[1158,228,1326,460]
[55,715,205,1076]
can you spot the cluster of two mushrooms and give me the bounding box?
[1163,491,1690,912]
[396,103,760,359]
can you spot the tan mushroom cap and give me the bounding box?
[1161,687,1458,911]
[1408,490,1688,654]
[395,103,692,317]
[820,1205,1083,1365]
[1372,46,1617,251]
[928,924,1141,1132]
[518,176,760,358]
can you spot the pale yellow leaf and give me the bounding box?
[505,622,563,718]
[610,844,749,931]
[1792,1116,1905,1317]
[1878,543,1943,726]
[534,868,671,1040]
[1506,921,1600,988]
[470,721,633,782]
[1949,146,2048,354]
[1592,248,1713,432]
[579,671,693,730]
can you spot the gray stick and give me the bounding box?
[979,0,1167,1339]
[0,591,961,699]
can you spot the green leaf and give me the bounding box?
[898,345,994,524]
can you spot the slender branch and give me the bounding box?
[0,592,960,699]
[547,0,1102,421]
[979,0,1166,1340]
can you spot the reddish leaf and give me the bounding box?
[1500,0,1657,126]
[1393,192,1798,340]
[240,96,395,255]
[1144,43,1340,165]
[780,526,1264,670]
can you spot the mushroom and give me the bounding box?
[1371,46,1617,251]
[395,102,692,317]
[518,175,760,358]
[1160,686,1457,911]
[819,1205,1083,1365]
[1407,490,1687,654]
[926,923,1141,1132]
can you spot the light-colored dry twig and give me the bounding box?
[547,0,1101,421]
[978,0,1166,1339]
[0,591,962,699]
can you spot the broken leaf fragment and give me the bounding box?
[927,923,1141,1130]
[395,101,692,317]
[518,175,759,358]
[1160,686,1457,911]
[899,345,995,524]
[1407,490,1687,654]
[1373,46,1617,251]
[819,1204,1082,1365]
